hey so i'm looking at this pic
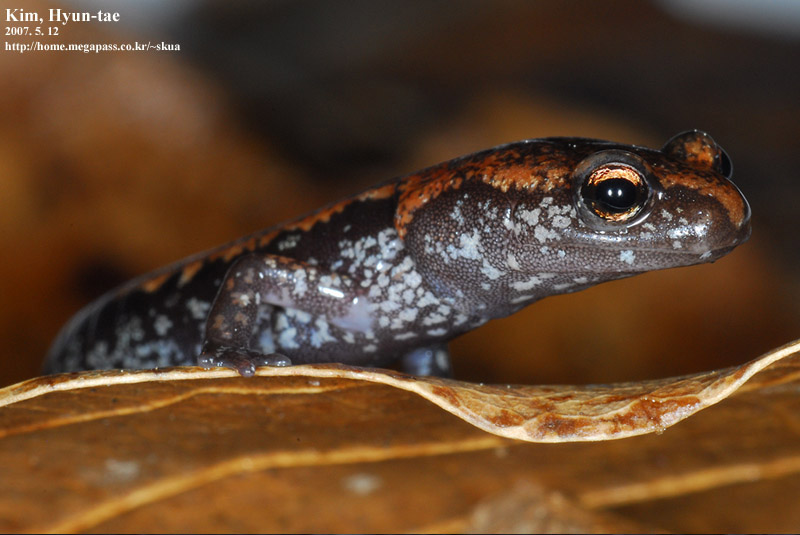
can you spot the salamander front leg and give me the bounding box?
[199,253,371,376]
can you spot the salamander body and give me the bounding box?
[45,131,751,377]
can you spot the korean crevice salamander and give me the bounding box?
[45,130,751,378]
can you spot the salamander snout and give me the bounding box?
[658,130,752,258]
[707,186,751,258]
[664,194,750,261]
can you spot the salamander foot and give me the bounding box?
[199,341,292,377]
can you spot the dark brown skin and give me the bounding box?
[45,131,751,377]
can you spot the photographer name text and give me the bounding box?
[7,8,120,25]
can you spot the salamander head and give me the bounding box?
[545,130,751,272]
[401,131,751,313]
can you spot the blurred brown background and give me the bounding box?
[1,0,798,387]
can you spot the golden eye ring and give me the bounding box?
[581,164,648,222]
[571,149,655,229]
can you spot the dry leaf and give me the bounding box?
[5,338,799,443]
[0,339,798,532]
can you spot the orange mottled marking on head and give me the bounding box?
[658,165,749,228]
[480,161,570,194]
[394,148,573,238]
[681,136,717,170]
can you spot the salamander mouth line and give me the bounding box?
[518,242,731,256]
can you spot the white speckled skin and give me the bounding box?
[45,132,751,377]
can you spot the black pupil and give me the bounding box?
[593,178,638,212]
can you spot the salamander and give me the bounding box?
[45,130,751,377]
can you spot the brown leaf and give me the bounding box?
[0,339,798,532]
[6,339,798,443]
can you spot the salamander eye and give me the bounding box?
[572,149,655,229]
[579,163,648,222]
